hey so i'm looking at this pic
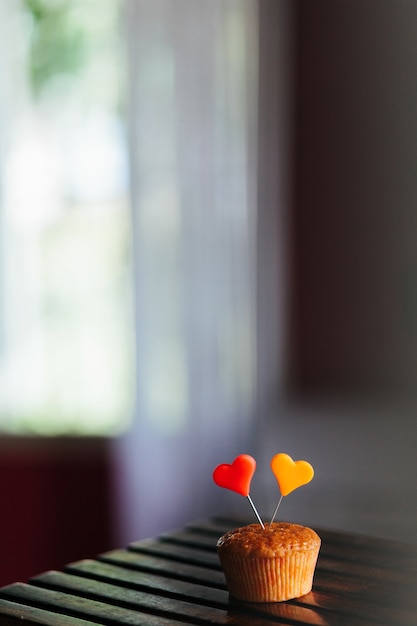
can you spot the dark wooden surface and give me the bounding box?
[0,516,416,625]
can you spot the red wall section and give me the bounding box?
[0,437,114,587]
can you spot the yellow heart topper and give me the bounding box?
[271,453,314,496]
[269,453,314,525]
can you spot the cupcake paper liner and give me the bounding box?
[219,548,320,602]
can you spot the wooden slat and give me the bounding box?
[189,517,417,561]
[65,559,228,607]
[160,526,417,580]
[128,538,221,568]
[190,516,417,553]
[30,571,360,626]
[1,518,417,625]
[0,583,187,626]
[186,518,417,584]
[98,548,226,587]
[0,598,97,626]
[0,579,286,626]
[70,542,417,625]
[114,536,417,624]
[65,560,357,625]
[31,571,228,624]
[129,530,416,604]
[305,588,417,626]
[130,522,417,624]
[159,529,219,550]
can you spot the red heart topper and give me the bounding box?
[212,454,256,497]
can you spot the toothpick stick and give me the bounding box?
[269,495,283,526]
[247,494,265,529]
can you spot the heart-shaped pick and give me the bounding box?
[213,454,256,497]
[271,453,314,497]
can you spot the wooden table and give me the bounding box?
[0,516,416,625]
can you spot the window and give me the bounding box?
[0,0,134,434]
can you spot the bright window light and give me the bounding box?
[0,0,134,435]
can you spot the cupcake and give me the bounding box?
[213,452,319,602]
[217,522,321,602]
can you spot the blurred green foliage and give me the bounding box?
[23,0,87,97]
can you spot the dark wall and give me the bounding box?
[291,0,417,399]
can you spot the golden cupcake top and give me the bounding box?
[217,523,321,558]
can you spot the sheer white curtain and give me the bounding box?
[115,0,289,541]
[128,0,258,439]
